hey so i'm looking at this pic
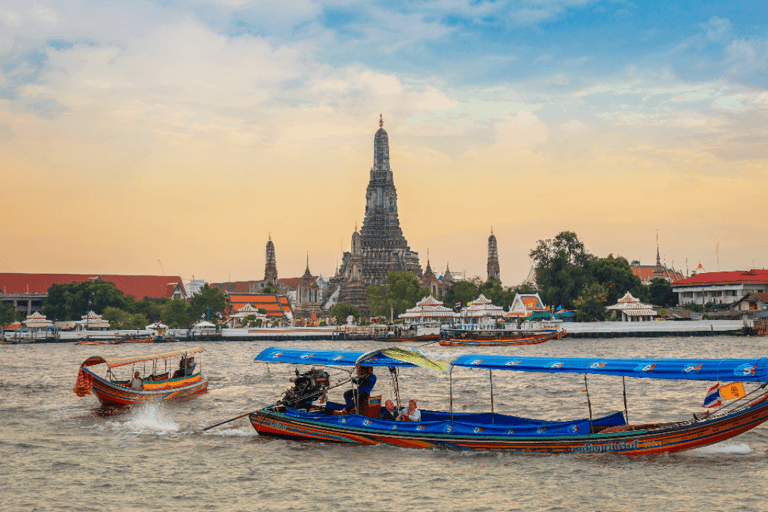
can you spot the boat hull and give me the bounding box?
[249,397,768,455]
[440,330,562,346]
[84,369,208,406]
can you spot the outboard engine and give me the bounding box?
[279,368,331,410]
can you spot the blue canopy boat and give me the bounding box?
[249,347,768,455]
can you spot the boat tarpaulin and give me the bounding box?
[81,347,205,369]
[451,355,768,382]
[255,347,768,382]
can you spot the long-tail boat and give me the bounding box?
[74,347,208,406]
[439,328,565,346]
[248,347,768,455]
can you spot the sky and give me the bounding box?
[1,0,767,286]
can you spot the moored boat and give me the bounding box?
[74,347,208,406]
[248,347,768,455]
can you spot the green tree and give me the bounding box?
[530,231,594,309]
[160,299,192,328]
[574,283,608,321]
[42,280,130,321]
[189,284,227,322]
[0,301,16,326]
[648,278,678,307]
[129,297,168,324]
[330,302,361,324]
[442,281,480,310]
[366,272,429,318]
[260,282,279,294]
[588,254,645,305]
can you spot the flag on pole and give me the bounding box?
[454,302,461,309]
[703,382,722,408]
[720,382,746,401]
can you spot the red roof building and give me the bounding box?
[227,293,293,321]
[671,269,768,306]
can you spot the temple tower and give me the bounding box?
[264,235,278,285]
[359,115,422,285]
[652,233,665,281]
[487,228,501,284]
[294,255,321,321]
[339,226,369,315]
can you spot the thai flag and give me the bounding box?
[703,382,722,408]
[455,302,461,308]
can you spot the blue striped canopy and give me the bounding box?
[254,347,768,382]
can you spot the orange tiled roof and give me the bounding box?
[227,293,290,318]
[0,273,185,299]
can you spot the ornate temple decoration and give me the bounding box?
[359,115,422,285]
[294,255,321,320]
[339,227,369,315]
[487,228,501,284]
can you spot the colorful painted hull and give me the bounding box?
[249,396,768,455]
[440,330,562,346]
[83,368,208,406]
[386,334,441,343]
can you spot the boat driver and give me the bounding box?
[342,366,376,414]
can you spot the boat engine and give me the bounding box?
[279,368,331,410]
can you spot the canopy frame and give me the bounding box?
[81,347,205,369]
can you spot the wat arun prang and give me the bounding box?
[358,115,422,285]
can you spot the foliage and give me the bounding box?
[530,231,595,310]
[588,254,645,305]
[574,283,608,321]
[261,283,279,295]
[442,281,479,310]
[130,297,169,324]
[160,299,192,328]
[685,303,704,313]
[258,308,267,315]
[0,301,16,326]
[477,280,516,311]
[42,280,130,321]
[366,272,429,318]
[648,278,678,307]
[318,320,327,327]
[189,284,227,321]
[330,302,361,324]
[102,307,149,330]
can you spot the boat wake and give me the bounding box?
[109,402,180,435]
[688,442,752,456]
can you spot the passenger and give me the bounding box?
[173,358,187,378]
[129,371,144,390]
[380,399,397,421]
[342,366,376,414]
[185,357,196,376]
[396,399,421,422]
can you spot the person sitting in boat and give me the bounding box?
[173,357,196,378]
[129,371,144,390]
[342,366,376,414]
[381,399,397,420]
[396,399,421,422]
[185,357,196,376]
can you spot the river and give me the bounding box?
[2,336,767,511]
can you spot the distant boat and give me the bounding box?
[439,328,564,346]
[248,347,768,455]
[74,347,208,406]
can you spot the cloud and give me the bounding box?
[726,37,768,75]
[494,111,549,147]
[704,16,730,41]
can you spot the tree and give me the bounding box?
[330,302,361,324]
[0,301,16,326]
[588,254,645,305]
[103,307,149,330]
[42,280,130,321]
[130,297,168,324]
[366,272,429,318]
[574,283,608,321]
[442,281,479,310]
[530,231,594,309]
[189,284,227,321]
[261,283,279,295]
[648,278,678,307]
[161,299,192,328]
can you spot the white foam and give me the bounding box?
[111,402,180,434]
[689,442,752,455]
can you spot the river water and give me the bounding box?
[2,336,768,512]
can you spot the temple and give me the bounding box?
[264,235,278,285]
[487,228,501,284]
[338,227,369,315]
[359,115,422,285]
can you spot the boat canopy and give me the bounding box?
[81,347,205,369]
[254,347,768,382]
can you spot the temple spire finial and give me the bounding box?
[379,113,383,128]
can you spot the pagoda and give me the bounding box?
[339,227,369,315]
[487,228,501,284]
[359,115,422,285]
[264,235,278,285]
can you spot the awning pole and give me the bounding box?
[584,374,593,432]
[449,367,454,421]
[622,376,629,424]
[489,369,495,424]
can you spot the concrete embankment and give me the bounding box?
[562,320,746,338]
